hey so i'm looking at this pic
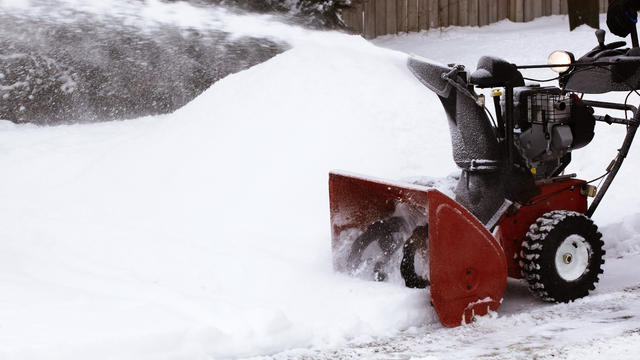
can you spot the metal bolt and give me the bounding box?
[563,253,572,264]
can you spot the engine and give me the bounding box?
[504,86,596,179]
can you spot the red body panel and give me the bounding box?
[495,179,588,278]
[428,190,507,327]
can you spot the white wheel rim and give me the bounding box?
[554,234,591,281]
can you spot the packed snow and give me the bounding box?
[2,2,640,359]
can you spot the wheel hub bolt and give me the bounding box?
[563,253,572,264]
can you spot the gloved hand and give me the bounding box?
[607,0,640,38]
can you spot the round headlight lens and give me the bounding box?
[548,50,572,73]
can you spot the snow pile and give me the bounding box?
[0,17,453,359]
[601,215,640,258]
[2,9,640,360]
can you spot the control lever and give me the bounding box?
[593,30,626,51]
[596,29,605,48]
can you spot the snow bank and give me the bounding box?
[0,18,453,359]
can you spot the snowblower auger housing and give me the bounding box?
[329,171,507,327]
[330,28,640,328]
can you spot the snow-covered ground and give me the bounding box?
[2,3,640,358]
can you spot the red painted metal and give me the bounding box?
[428,190,507,327]
[329,171,507,327]
[495,179,588,278]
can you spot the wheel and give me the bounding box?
[520,210,605,303]
[347,217,428,287]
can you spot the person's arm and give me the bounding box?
[607,0,640,37]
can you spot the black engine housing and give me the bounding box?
[505,86,595,179]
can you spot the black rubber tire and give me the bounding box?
[520,210,605,303]
[401,225,429,288]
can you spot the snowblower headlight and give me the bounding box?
[548,50,573,73]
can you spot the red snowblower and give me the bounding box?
[330,28,640,327]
